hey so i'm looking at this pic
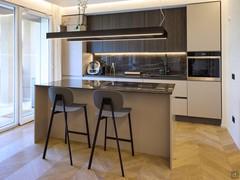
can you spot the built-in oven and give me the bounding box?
[187,51,221,81]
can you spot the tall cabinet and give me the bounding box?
[187,2,221,52]
[186,2,222,120]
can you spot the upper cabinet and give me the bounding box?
[165,8,187,52]
[87,7,186,53]
[187,2,221,52]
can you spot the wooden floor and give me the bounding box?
[0,121,239,179]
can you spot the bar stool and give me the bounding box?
[42,87,91,165]
[88,90,134,177]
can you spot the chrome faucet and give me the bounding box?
[110,62,116,85]
[110,62,116,77]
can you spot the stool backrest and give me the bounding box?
[93,90,123,111]
[48,87,74,106]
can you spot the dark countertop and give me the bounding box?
[83,74,187,80]
[36,80,175,94]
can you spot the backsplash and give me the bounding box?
[93,54,187,77]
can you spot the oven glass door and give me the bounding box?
[188,58,220,78]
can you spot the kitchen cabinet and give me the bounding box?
[144,10,167,52]
[172,97,188,116]
[170,80,188,116]
[164,8,187,52]
[87,15,103,52]
[87,7,186,53]
[142,79,188,116]
[101,12,144,52]
[187,2,221,51]
[62,40,83,77]
[188,81,221,119]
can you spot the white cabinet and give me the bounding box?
[171,81,188,98]
[187,2,221,51]
[62,40,83,77]
[170,81,188,116]
[188,81,221,119]
[172,97,188,116]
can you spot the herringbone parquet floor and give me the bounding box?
[0,121,239,180]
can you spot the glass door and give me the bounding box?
[0,5,16,130]
[20,10,49,125]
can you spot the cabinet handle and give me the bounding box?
[174,97,187,99]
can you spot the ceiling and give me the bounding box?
[45,0,130,7]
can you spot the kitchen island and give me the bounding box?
[34,80,175,168]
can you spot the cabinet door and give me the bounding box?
[187,2,221,51]
[144,10,166,52]
[188,81,221,119]
[165,8,187,52]
[172,97,188,116]
[62,40,83,76]
[86,15,103,52]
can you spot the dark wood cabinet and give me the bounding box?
[144,10,167,52]
[165,8,187,52]
[87,7,186,53]
[87,15,103,52]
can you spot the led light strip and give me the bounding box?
[94,52,187,56]
[67,32,164,39]
[69,37,167,42]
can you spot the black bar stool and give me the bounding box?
[88,90,134,177]
[42,87,91,165]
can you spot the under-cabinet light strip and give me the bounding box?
[94,52,187,56]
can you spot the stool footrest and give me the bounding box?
[106,136,132,142]
[68,131,88,136]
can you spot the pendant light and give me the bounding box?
[46,1,168,41]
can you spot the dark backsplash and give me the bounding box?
[94,54,187,77]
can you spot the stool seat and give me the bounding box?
[55,103,86,112]
[97,108,131,118]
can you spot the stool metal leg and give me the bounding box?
[64,107,73,166]
[128,113,135,156]
[111,105,125,177]
[65,122,67,144]
[84,106,91,148]
[43,97,57,159]
[88,103,104,170]
[104,117,108,151]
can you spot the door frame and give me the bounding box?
[0,3,18,132]
[18,7,51,125]
[0,1,53,131]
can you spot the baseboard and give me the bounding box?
[175,115,222,126]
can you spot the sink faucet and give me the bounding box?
[110,62,116,77]
[110,62,116,85]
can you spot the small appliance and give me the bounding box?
[87,60,101,75]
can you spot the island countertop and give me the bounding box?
[36,79,175,94]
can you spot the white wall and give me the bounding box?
[221,0,240,147]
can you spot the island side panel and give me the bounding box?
[170,95,175,169]
[49,89,170,158]
[34,86,49,143]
